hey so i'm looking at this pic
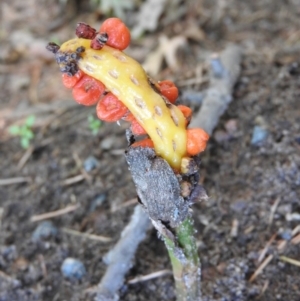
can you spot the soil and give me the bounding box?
[1,0,300,300]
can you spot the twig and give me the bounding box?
[292,225,300,236]
[0,100,77,120]
[258,233,276,263]
[279,256,300,267]
[177,76,208,87]
[62,174,85,186]
[0,177,32,186]
[17,137,54,170]
[62,227,112,243]
[268,198,281,228]
[17,146,34,170]
[30,204,80,222]
[291,233,300,245]
[249,254,273,283]
[230,218,239,237]
[38,254,47,278]
[110,198,137,212]
[190,44,242,135]
[0,270,20,286]
[72,152,92,184]
[256,280,269,299]
[96,205,151,301]
[128,269,172,284]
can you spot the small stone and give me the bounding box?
[279,229,292,241]
[61,258,86,280]
[1,245,17,261]
[286,212,300,221]
[214,130,230,143]
[32,221,58,242]
[83,156,99,172]
[89,193,107,212]
[251,126,268,145]
[224,119,238,135]
[100,136,115,150]
[230,200,247,213]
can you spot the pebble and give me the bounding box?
[31,221,58,242]
[251,126,268,145]
[214,130,230,143]
[89,193,107,212]
[286,212,300,221]
[83,156,99,172]
[61,258,86,280]
[279,229,293,241]
[100,136,115,150]
[230,200,248,213]
[1,245,17,261]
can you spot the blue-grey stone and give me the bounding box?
[279,229,292,241]
[251,126,268,145]
[89,193,107,212]
[84,156,99,172]
[61,258,86,280]
[32,221,58,242]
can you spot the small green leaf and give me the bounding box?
[20,137,30,149]
[22,129,34,140]
[9,125,21,135]
[25,115,35,127]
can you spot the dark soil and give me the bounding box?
[1,0,300,300]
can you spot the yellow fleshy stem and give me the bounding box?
[60,38,187,170]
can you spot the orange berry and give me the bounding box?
[131,118,147,135]
[62,70,83,89]
[99,18,131,50]
[122,113,147,135]
[132,138,154,149]
[72,75,105,106]
[122,112,135,122]
[158,80,179,103]
[186,128,209,156]
[96,92,128,122]
[177,105,192,125]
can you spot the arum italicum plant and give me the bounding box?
[47,18,209,300]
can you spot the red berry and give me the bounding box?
[72,75,105,106]
[131,118,147,135]
[99,18,131,50]
[96,92,128,122]
[62,70,83,89]
[132,138,154,149]
[158,80,179,103]
[123,113,147,135]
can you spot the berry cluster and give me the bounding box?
[47,18,209,171]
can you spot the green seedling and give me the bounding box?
[9,115,35,149]
[88,114,102,135]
